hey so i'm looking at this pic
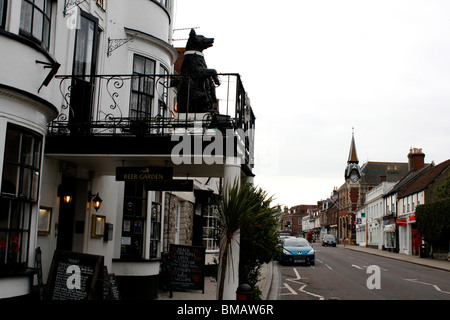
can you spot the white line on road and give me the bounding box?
[281,268,325,300]
[351,264,363,270]
[316,258,332,270]
[281,282,298,295]
[404,279,450,295]
[299,284,325,300]
[293,268,301,280]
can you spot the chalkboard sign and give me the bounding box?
[103,266,121,300]
[44,250,104,300]
[35,248,44,300]
[169,244,205,293]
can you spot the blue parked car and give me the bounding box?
[279,237,315,266]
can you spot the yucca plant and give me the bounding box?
[216,179,268,300]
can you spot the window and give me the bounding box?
[19,0,52,49]
[70,11,99,127]
[202,204,219,252]
[130,55,155,120]
[1,125,42,269]
[149,201,161,258]
[121,181,147,261]
[0,0,6,29]
[157,64,169,116]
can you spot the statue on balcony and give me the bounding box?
[177,29,220,113]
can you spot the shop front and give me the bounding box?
[382,216,396,252]
[397,214,420,255]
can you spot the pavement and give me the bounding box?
[157,244,449,300]
[157,262,273,300]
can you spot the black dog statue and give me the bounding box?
[177,29,220,113]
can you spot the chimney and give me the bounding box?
[408,148,425,172]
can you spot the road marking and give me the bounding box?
[299,284,325,300]
[404,279,450,295]
[281,282,298,295]
[281,268,324,300]
[433,285,450,295]
[293,268,301,280]
[316,259,332,270]
[352,264,363,270]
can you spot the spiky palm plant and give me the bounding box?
[216,179,268,300]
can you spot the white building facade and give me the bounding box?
[355,182,395,249]
[1,0,255,300]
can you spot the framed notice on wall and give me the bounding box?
[91,214,105,238]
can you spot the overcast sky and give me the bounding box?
[173,0,450,208]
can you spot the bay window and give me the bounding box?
[1,124,42,270]
[19,0,52,49]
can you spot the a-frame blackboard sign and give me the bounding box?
[44,250,104,300]
[169,244,205,293]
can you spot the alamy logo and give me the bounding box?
[366,265,381,290]
[66,6,81,30]
[170,126,255,165]
[66,265,81,290]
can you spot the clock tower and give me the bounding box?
[339,129,361,244]
[345,129,361,183]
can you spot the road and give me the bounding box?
[275,243,450,300]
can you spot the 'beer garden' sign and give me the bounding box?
[116,167,173,181]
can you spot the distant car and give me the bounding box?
[279,237,315,266]
[278,231,293,240]
[322,234,336,247]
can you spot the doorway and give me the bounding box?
[56,177,76,251]
[69,10,99,132]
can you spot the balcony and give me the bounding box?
[45,73,255,177]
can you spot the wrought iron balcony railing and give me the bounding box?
[47,73,255,163]
[47,73,254,136]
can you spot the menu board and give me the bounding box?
[45,250,104,300]
[169,244,205,293]
[103,266,121,300]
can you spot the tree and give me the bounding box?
[437,174,450,200]
[416,199,450,252]
[216,180,265,300]
[239,196,281,299]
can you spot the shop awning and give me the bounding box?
[384,224,395,232]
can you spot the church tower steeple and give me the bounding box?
[348,128,359,164]
[345,128,361,182]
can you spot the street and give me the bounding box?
[275,244,450,300]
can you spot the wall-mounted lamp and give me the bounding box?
[63,195,73,203]
[58,184,73,204]
[88,191,103,212]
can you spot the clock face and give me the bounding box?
[350,173,359,182]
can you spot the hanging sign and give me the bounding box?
[145,180,193,191]
[116,167,173,181]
